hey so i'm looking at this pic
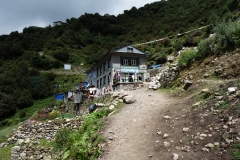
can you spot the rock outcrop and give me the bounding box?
[148,64,179,89]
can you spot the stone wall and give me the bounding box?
[11,143,55,160]
[0,117,82,160]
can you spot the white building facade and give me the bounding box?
[86,46,147,90]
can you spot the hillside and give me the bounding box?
[0,0,240,159]
[0,0,239,122]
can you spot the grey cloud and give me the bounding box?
[0,0,157,35]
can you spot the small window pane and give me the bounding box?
[123,59,128,65]
[131,59,136,66]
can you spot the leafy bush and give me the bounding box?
[178,49,197,69]
[55,100,64,107]
[53,50,69,62]
[18,109,26,119]
[16,89,33,109]
[53,127,71,151]
[49,110,61,119]
[174,40,184,51]
[54,108,111,160]
[213,19,240,52]
[197,37,215,60]
[151,52,167,64]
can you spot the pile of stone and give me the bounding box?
[149,81,161,90]
[148,64,179,89]
[111,90,136,107]
[89,90,137,113]
[0,117,82,148]
[11,143,56,160]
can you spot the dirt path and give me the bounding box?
[99,84,185,160]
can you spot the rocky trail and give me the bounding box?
[99,80,239,160]
[99,84,187,160]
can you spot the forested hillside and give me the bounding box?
[0,0,239,122]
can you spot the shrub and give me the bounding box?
[55,100,64,107]
[53,127,71,151]
[153,52,167,64]
[213,19,240,52]
[178,49,197,69]
[18,109,26,119]
[174,40,184,51]
[53,50,69,62]
[197,37,215,60]
[49,110,61,119]
[57,108,111,159]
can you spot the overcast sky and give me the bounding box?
[0,0,158,35]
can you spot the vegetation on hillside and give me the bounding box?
[0,0,239,126]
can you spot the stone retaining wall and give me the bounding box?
[11,143,55,160]
[0,117,82,160]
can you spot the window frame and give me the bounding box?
[127,47,133,53]
[123,58,128,65]
[131,59,136,66]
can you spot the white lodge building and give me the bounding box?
[86,46,147,91]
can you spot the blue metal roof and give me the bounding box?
[114,45,146,54]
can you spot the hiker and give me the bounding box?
[73,90,83,115]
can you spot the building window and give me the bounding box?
[131,59,136,66]
[123,59,128,65]
[100,78,102,87]
[97,68,100,77]
[100,66,102,75]
[108,59,111,69]
[103,63,106,72]
[127,47,133,53]
[108,73,110,84]
[103,76,106,85]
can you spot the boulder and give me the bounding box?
[0,142,6,148]
[163,116,171,120]
[20,152,27,159]
[112,92,120,98]
[168,56,175,63]
[172,153,179,160]
[202,88,210,93]
[183,80,193,90]
[118,91,128,99]
[123,96,136,104]
[228,87,237,94]
[95,103,105,107]
[149,81,161,90]
[203,74,209,78]
[201,147,209,152]
[109,105,115,110]
[163,141,171,147]
[12,146,21,152]
[183,128,190,132]
[205,143,214,149]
